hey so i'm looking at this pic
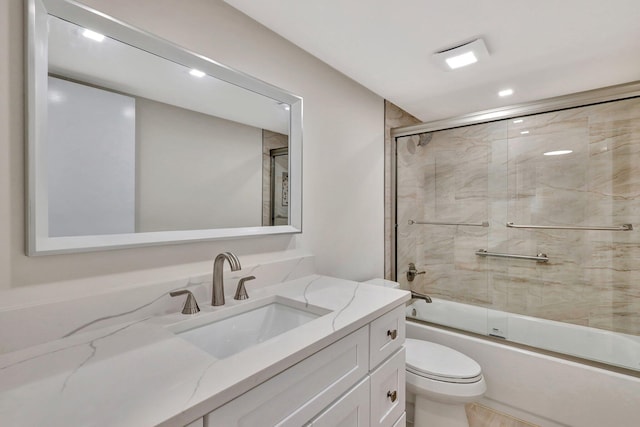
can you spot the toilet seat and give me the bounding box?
[405,338,483,384]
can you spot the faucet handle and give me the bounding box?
[406,263,426,282]
[170,289,200,314]
[234,276,256,300]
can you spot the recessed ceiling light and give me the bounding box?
[499,89,514,97]
[82,29,105,42]
[520,130,529,135]
[433,38,489,71]
[544,150,573,156]
[513,119,524,124]
[189,69,206,78]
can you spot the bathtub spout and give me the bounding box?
[411,290,432,303]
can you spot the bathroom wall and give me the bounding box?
[0,0,384,290]
[136,97,263,231]
[396,97,640,336]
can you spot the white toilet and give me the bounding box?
[363,279,486,427]
[405,338,486,427]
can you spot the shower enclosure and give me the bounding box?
[391,83,640,372]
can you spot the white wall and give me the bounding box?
[136,97,262,231]
[0,0,384,289]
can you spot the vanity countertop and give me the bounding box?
[0,275,409,427]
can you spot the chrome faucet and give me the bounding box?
[211,252,241,306]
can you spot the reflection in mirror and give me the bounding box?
[27,0,302,254]
[270,147,289,226]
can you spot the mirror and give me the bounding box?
[26,0,302,255]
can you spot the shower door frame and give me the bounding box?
[389,80,640,281]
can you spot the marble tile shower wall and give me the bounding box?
[397,97,640,336]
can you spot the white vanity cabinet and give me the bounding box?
[306,377,371,427]
[202,304,406,427]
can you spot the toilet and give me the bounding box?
[364,278,485,427]
[405,338,486,427]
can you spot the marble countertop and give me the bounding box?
[0,275,409,427]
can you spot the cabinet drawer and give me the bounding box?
[370,348,405,427]
[204,326,369,427]
[306,377,370,427]
[369,305,405,368]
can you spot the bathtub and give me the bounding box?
[406,300,640,427]
[407,298,640,371]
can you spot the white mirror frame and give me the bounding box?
[26,0,303,255]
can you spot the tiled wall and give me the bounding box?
[396,97,640,336]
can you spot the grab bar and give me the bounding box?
[409,220,489,227]
[506,222,632,231]
[475,249,549,263]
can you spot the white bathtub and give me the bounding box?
[406,314,640,427]
[407,298,640,371]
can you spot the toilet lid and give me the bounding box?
[405,338,483,384]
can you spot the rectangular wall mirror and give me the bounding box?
[26,0,303,255]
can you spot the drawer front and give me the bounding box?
[204,326,369,427]
[370,348,406,427]
[369,305,405,368]
[306,377,370,427]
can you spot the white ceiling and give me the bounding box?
[224,0,640,122]
[48,15,289,134]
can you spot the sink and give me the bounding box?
[168,296,329,359]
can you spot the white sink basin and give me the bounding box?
[168,296,329,359]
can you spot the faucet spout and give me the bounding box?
[212,252,241,306]
[411,290,432,303]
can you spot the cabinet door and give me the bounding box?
[307,377,370,427]
[392,412,406,427]
[185,418,203,427]
[370,348,406,427]
[205,327,369,427]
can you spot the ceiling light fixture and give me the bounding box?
[498,89,514,97]
[433,38,489,71]
[544,150,573,156]
[520,130,530,135]
[82,29,105,42]
[189,69,206,78]
[513,119,524,124]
